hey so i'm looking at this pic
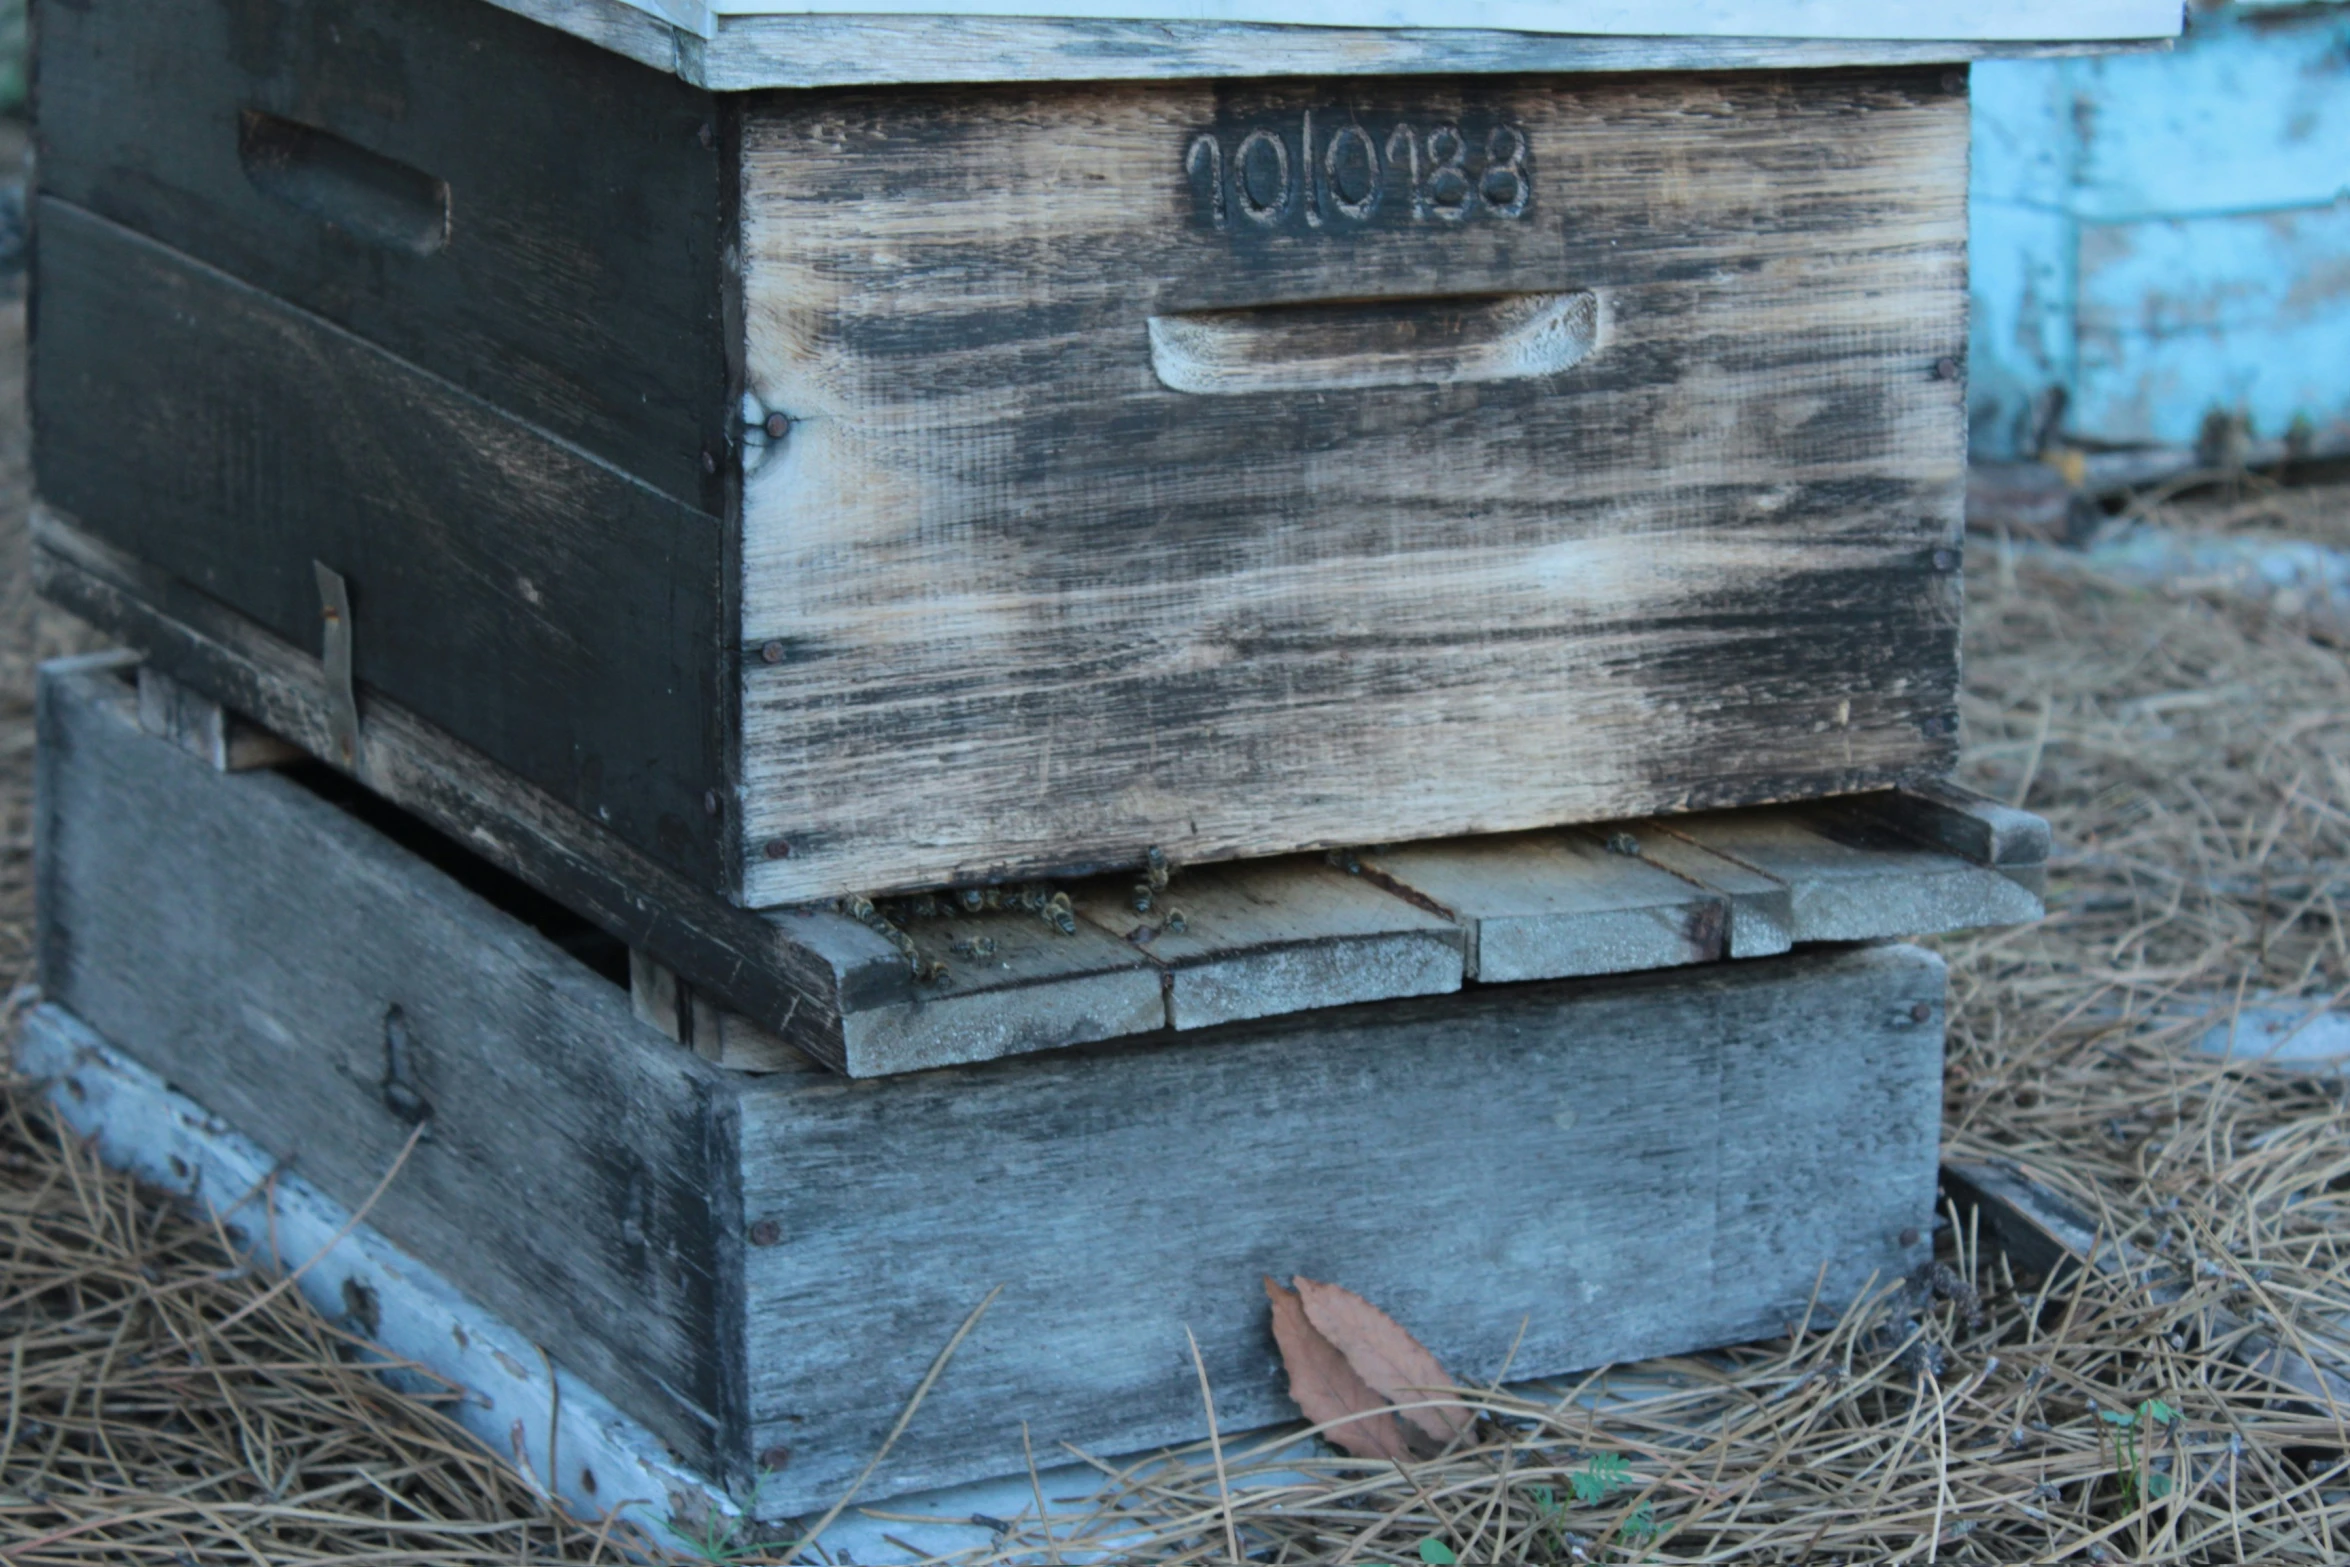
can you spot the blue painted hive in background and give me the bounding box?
[1971,1,2350,463]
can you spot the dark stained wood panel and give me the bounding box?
[734,69,1970,903]
[32,203,732,889]
[34,0,730,505]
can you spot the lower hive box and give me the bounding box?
[36,655,1949,1508]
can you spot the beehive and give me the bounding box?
[31,0,2171,914]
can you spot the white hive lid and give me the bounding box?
[492,0,2182,90]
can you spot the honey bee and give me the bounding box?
[1325,849,1363,875]
[1605,831,1641,857]
[957,887,986,913]
[1131,883,1154,913]
[950,936,998,960]
[1144,845,1172,891]
[1164,908,1189,935]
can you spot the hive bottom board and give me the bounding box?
[34,655,1949,1509]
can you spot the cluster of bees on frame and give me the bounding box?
[838,847,1190,983]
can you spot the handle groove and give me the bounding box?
[1148,290,1600,395]
[239,111,450,257]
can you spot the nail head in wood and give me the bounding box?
[1900,1226,1921,1247]
[758,1444,792,1471]
[759,640,785,664]
[762,839,792,860]
[748,1220,782,1247]
[1933,356,1962,381]
[763,412,790,440]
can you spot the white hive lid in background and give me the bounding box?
[491,0,2183,87]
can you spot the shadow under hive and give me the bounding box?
[23,0,2151,1517]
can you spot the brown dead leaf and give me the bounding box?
[1294,1275,1471,1446]
[1262,1276,1418,1462]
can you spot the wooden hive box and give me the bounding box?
[29,0,2173,919]
[36,654,1954,1507]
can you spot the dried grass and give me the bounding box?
[6,445,2350,1559]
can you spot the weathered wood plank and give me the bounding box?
[637,917,1168,1076]
[735,70,1969,904]
[1839,781,2051,892]
[1070,856,1461,1031]
[1358,831,1726,983]
[136,666,305,773]
[830,902,1169,1074]
[668,15,2165,92]
[1607,825,1798,959]
[35,661,748,1474]
[30,510,906,1077]
[33,203,733,891]
[739,941,1948,1510]
[1663,806,2045,941]
[36,0,729,505]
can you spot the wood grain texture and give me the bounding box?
[1606,826,1798,959]
[1660,806,2046,940]
[36,0,730,505]
[32,204,732,891]
[737,941,1948,1510]
[1070,856,1463,1030]
[830,904,1168,1074]
[635,924,1165,1075]
[1360,831,1727,982]
[736,69,1970,904]
[1842,782,2053,874]
[682,17,2155,91]
[30,510,913,1077]
[35,663,748,1474]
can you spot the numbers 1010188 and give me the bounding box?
[1185,112,1535,233]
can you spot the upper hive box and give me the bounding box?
[30,0,2176,909]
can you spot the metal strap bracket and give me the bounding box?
[314,561,360,768]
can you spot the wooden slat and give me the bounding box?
[1359,831,1726,983]
[836,905,1168,1073]
[735,70,1969,905]
[1839,782,2054,881]
[1658,806,2045,942]
[38,0,729,506]
[33,203,733,893]
[1070,857,1461,1031]
[1607,827,1799,959]
[639,912,1168,1075]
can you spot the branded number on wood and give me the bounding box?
[1186,113,1534,231]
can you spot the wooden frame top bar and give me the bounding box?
[486,0,2179,89]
